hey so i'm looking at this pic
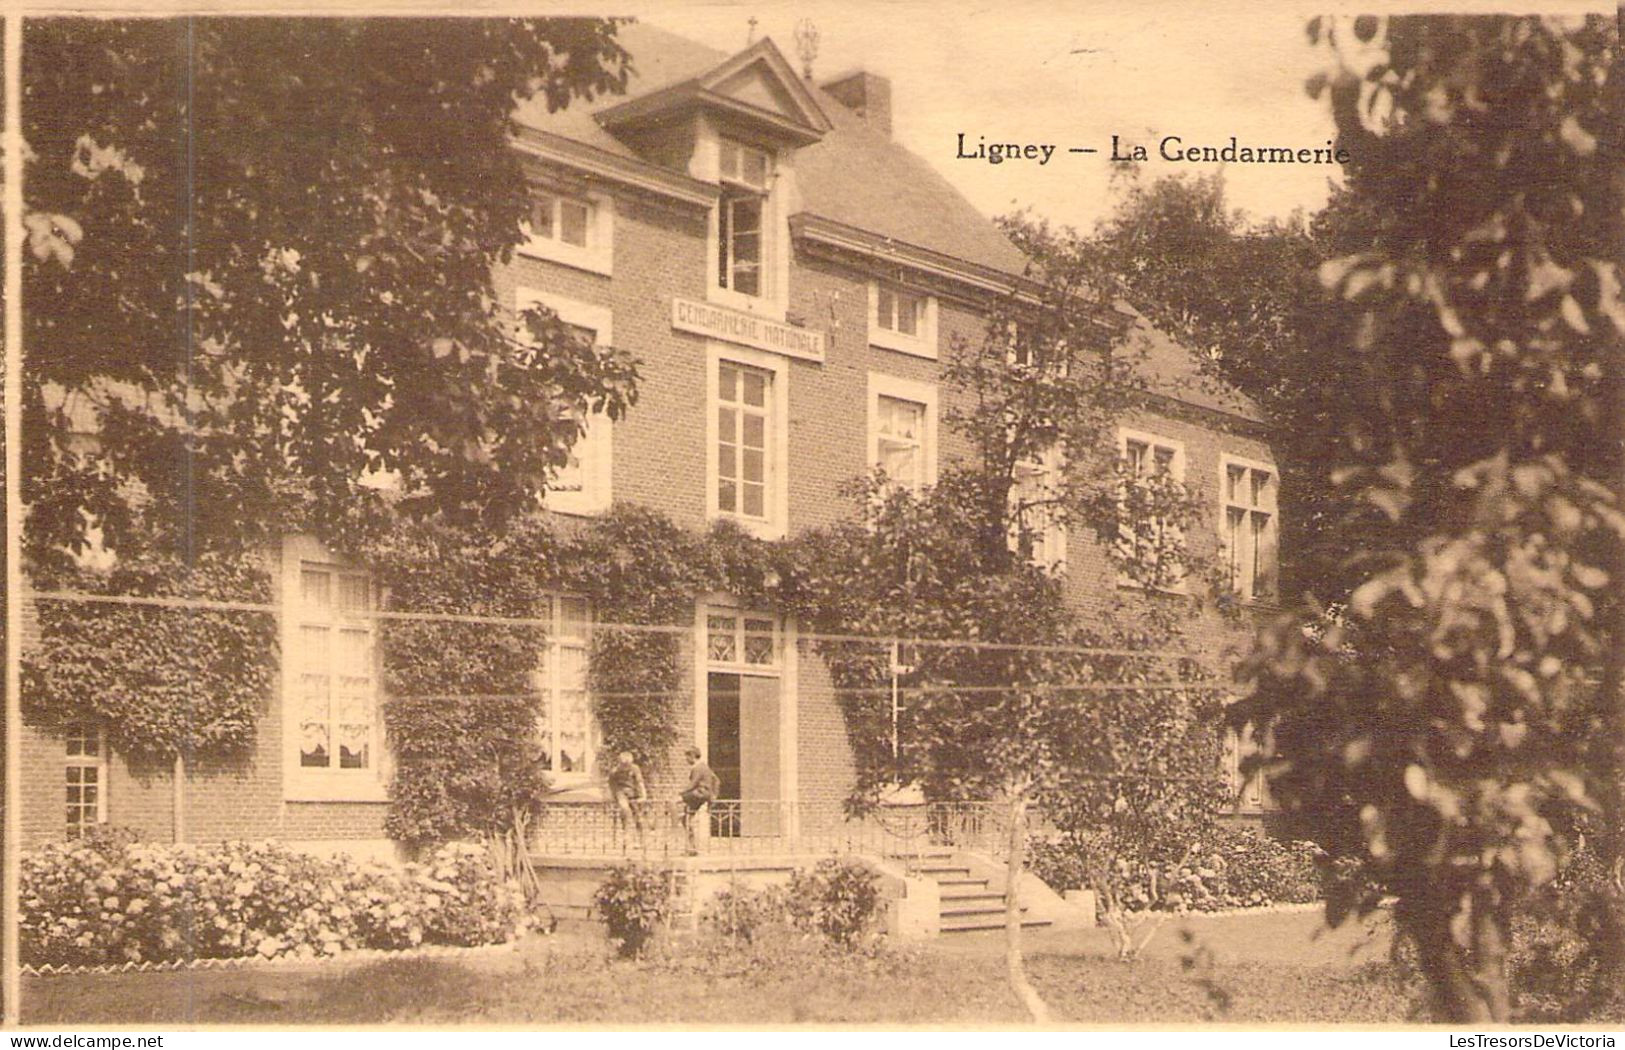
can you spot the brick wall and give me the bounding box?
[17,149,1278,849]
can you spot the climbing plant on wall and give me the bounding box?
[364,505,790,847]
[21,553,278,759]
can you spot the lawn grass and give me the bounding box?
[21,911,1419,1026]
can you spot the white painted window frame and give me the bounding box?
[517,187,614,277]
[1219,452,1280,603]
[1116,426,1188,593]
[282,536,388,803]
[1010,445,1068,571]
[707,343,790,540]
[515,288,614,517]
[64,722,108,836]
[866,373,939,494]
[699,120,791,321]
[534,593,596,785]
[868,280,940,360]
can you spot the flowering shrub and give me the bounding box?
[20,838,532,967]
[698,859,883,950]
[1031,824,1324,914]
[593,863,671,958]
[787,858,882,946]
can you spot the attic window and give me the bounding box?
[519,188,614,277]
[531,192,591,248]
[720,140,771,191]
[868,280,939,359]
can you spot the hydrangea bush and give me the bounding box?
[20,837,532,967]
[1031,824,1324,914]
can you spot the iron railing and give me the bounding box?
[528,799,1027,862]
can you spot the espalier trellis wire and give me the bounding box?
[23,502,1229,846]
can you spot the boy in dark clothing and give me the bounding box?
[607,751,646,841]
[680,746,720,855]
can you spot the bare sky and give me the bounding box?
[636,0,1340,235]
[636,0,1603,236]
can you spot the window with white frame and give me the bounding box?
[705,608,780,670]
[1221,456,1278,601]
[867,374,937,496]
[716,359,772,522]
[1117,428,1187,590]
[519,187,613,275]
[716,139,772,300]
[65,723,106,838]
[516,289,613,516]
[1005,319,1069,377]
[531,595,595,779]
[295,564,377,775]
[869,281,939,358]
[1009,449,1067,570]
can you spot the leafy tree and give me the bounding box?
[21,18,640,565]
[1237,13,1624,1022]
[1084,171,1389,604]
[792,222,1227,1019]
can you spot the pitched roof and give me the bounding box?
[513,21,1257,423]
[511,22,1028,278]
[1121,307,1265,423]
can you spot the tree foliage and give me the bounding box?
[791,226,1230,1018]
[22,18,639,563]
[20,553,276,758]
[1236,13,1625,1022]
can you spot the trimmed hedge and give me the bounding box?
[20,835,532,967]
[1032,824,1324,913]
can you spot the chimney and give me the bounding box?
[820,70,892,138]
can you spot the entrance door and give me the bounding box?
[707,671,780,836]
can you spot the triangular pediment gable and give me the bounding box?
[697,40,831,134]
[598,37,831,147]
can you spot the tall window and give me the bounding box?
[868,374,937,496]
[875,395,926,492]
[717,139,770,298]
[717,360,772,521]
[1010,451,1066,569]
[296,565,376,772]
[549,322,600,497]
[1222,457,1278,600]
[532,595,594,778]
[517,289,613,516]
[65,724,106,838]
[1117,429,1186,589]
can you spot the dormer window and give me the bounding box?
[721,140,771,189]
[717,139,772,300]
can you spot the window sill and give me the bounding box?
[544,492,611,517]
[286,773,389,804]
[1116,577,1189,597]
[712,511,784,541]
[868,328,938,360]
[707,286,786,322]
[516,240,613,278]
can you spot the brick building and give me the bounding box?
[18,24,1277,858]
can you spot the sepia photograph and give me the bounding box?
[1,0,1622,1033]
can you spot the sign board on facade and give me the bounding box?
[671,297,826,363]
